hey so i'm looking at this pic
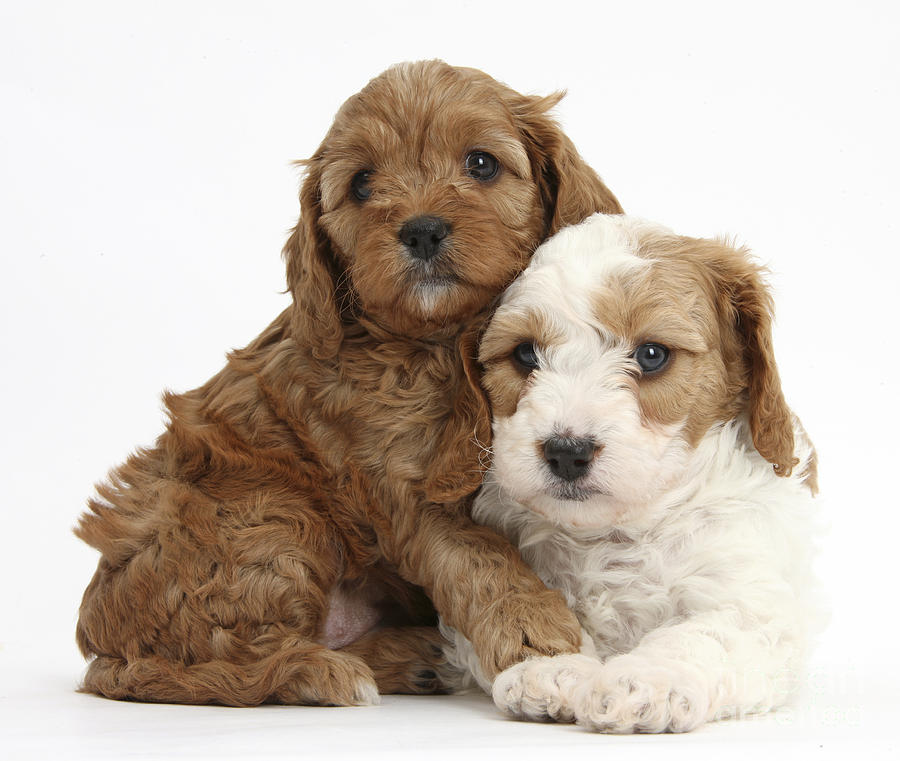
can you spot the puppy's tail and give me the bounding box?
[79,644,381,707]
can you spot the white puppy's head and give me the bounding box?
[479,213,799,530]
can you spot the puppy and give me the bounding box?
[443,213,819,731]
[74,61,623,706]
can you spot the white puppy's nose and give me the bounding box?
[542,437,597,481]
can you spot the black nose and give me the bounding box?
[543,437,596,482]
[399,215,451,261]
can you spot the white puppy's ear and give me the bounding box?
[711,245,798,477]
[508,92,623,236]
[423,316,493,504]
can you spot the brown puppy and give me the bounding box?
[75,60,622,706]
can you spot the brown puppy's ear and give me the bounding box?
[510,92,623,236]
[424,314,493,505]
[712,245,798,477]
[283,155,344,359]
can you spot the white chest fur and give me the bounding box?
[444,419,821,732]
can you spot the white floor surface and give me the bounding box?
[2,649,895,761]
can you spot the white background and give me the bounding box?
[2,1,898,758]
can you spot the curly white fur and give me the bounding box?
[443,214,822,733]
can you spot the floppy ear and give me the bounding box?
[283,155,345,359]
[714,247,798,477]
[510,92,624,236]
[424,314,493,505]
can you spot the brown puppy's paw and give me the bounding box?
[342,626,465,695]
[471,588,583,679]
[268,648,380,706]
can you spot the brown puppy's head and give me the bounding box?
[284,60,622,352]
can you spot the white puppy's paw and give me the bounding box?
[572,656,710,733]
[491,653,602,722]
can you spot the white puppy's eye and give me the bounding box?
[633,343,670,374]
[512,342,539,371]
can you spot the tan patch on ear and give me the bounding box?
[618,231,800,477]
[481,362,530,420]
[710,243,798,477]
[424,317,493,504]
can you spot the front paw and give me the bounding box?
[572,657,710,733]
[492,653,602,722]
[472,589,583,677]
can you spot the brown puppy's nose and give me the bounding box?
[399,216,451,261]
[543,437,596,481]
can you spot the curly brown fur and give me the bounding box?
[75,60,622,706]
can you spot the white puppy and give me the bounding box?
[442,213,821,733]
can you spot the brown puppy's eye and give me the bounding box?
[351,170,373,201]
[464,152,500,182]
